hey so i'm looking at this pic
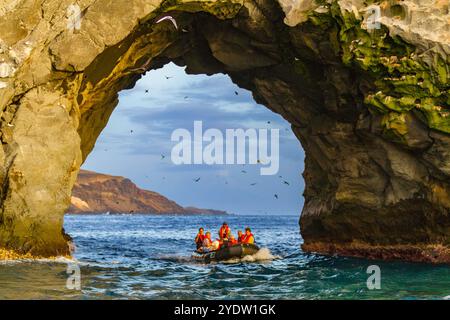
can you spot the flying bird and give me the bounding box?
[274,194,279,199]
[194,177,201,182]
[155,15,178,30]
[145,89,149,93]
[267,121,271,124]
[161,154,165,159]
[234,91,239,95]
[130,129,134,134]
[241,170,247,174]
[165,76,173,80]
[250,183,257,186]
[283,180,290,186]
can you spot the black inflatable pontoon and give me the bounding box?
[192,243,260,263]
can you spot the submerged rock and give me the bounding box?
[0,0,448,262]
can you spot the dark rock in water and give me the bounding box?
[182,207,228,216]
[68,170,227,215]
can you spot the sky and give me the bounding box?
[82,63,305,215]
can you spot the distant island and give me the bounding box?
[67,170,228,215]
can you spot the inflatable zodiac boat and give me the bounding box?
[192,243,260,263]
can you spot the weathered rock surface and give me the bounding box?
[68,169,228,215]
[0,0,449,262]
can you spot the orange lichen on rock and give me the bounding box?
[0,248,72,261]
[0,248,35,260]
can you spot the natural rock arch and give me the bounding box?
[0,0,449,262]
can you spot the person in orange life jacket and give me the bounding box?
[218,222,231,241]
[195,227,205,249]
[201,232,213,252]
[228,235,238,246]
[241,227,255,244]
[237,230,244,243]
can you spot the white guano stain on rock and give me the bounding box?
[278,0,319,26]
[9,43,33,64]
[0,62,15,78]
[377,0,450,46]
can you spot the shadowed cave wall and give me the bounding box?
[0,0,449,262]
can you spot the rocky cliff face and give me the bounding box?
[68,169,227,215]
[0,0,449,262]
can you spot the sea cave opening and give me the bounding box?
[1,3,447,264]
[1,0,450,301]
[62,10,321,257]
[70,61,306,220]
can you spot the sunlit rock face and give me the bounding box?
[0,0,449,262]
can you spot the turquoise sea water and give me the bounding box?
[0,214,448,299]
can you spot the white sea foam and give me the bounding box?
[222,247,279,264]
[242,247,279,262]
[0,255,77,265]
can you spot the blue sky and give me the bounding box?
[82,63,305,215]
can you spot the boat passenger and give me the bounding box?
[194,227,205,249]
[218,222,231,241]
[241,227,255,244]
[201,232,213,252]
[237,230,244,243]
[228,235,238,246]
[211,240,221,251]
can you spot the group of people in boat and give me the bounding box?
[194,222,255,252]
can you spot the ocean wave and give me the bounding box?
[222,248,280,264]
[155,254,194,263]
